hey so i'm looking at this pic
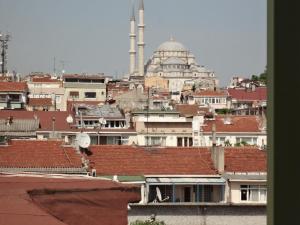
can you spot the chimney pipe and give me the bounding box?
[211,123,224,173]
[212,123,216,146]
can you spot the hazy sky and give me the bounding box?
[0,0,266,86]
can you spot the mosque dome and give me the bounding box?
[157,37,187,52]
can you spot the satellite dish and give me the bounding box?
[156,187,162,201]
[98,118,106,125]
[76,133,91,148]
[154,187,169,203]
[66,114,74,124]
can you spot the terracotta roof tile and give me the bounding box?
[0,110,74,131]
[175,104,208,116]
[85,145,217,176]
[0,175,140,225]
[224,147,267,172]
[203,115,261,133]
[228,87,267,101]
[0,82,28,92]
[0,140,82,169]
[31,77,62,83]
[28,98,53,106]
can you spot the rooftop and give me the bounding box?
[0,174,140,225]
[202,115,263,133]
[0,81,28,92]
[0,140,82,172]
[228,87,267,101]
[224,147,267,172]
[28,98,53,106]
[0,110,74,131]
[85,145,217,176]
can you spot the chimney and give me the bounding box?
[211,123,224,173]
[212,123,216,146]
[211,146,225,174]
[251,83,256,92]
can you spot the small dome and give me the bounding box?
[157,37,187,52]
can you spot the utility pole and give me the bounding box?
[0,33,11,75]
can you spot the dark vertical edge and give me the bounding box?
[272,1,300,225]
[267,0,273,225]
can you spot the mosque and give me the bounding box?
[127,0,218,92]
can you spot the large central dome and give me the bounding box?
[157,37,187,52]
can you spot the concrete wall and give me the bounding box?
[128,204,266,225]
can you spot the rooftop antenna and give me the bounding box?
[53,56,56,75]
[0,32,11,75]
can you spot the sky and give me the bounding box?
[0,0,266,86]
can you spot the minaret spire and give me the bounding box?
[129,2,136,75]
[137,0,145,76]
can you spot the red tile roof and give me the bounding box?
[31,77,62,83]
[224,147,267,172]
[28,98,53,106]
[175,104,208,116]
[0,110,74,131]
[228,87,267,101]
[0,175,140,225]
[0,82,28,92]
[193,90,228,97]
[85,146,217,176]
[203,115,262,133]
[0,140,82,169]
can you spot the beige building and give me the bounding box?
[144,76,168,89]
[132,109,194,147]
[63,74,109,110]
[26,74,65,111]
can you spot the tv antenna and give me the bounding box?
[76,132,91,149]
[0,32,11,75]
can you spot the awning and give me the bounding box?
[146,177,226,185]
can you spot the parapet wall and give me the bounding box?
[128,204,266,225]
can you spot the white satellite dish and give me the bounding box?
[98,118,107,125]
[66,114,74,124]
[76,133,91,148]
[154,187,169,203]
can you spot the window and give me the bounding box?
[9,94,20,102]
[236,137,257,145]
[240,185,267,202]
[145,136,166,146]
[0,94,6,101]
[69,91,79,99]
[85,92,96,98]
[177,137,182,146]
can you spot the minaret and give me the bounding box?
[137,0,145,76]
[129,5,136,75]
